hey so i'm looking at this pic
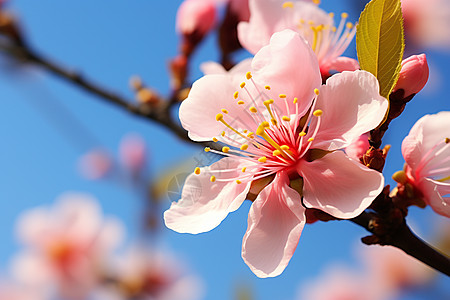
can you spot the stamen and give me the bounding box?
[240,82,246,88]
[210,176,216,182]
[256,123,290,159]
[282,1,294,8]
[263,100,278,126]
[273,150,281,156]
[293,97,298,104]
[236,180,242,184]
[240,144,249,151]
[299,132,306,137]
[438,175,450,182]
[246,72,252,80]
[249,107,258,113]
[313,109,323,117]
[237,100,245,105]
[242,167,247,172]
[282,116,291,122]
[279,94,287,99]
[194,167,201,175]
[258,157,267,163]
[213,137,218,142]
[216,113,248,140]
[204,147,211,152]
[234,91,239,99]
[222,146,230,153]
[265,85,271,90]
[221,109,229,114]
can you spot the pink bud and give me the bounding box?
[78,149,112,180]
[176,0,216,36]
[119,134,147,174]
[394,54,429,97]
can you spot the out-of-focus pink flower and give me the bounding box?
[238,0,359,75]
[119,133,147,174]
[400,112,450,217]
[0,282,43,300]
[164,30,387,277]
[345,133,370,161]
[110,246,203,300]
[12,193,124,300]
[402,0,450,49]
[361,245,434,292]
[394,54,429,97]
[78,148,112,180]
[298,265,387,300]
[176,0,216,36]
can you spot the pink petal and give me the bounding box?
[251,29,321,117]
[164,158,254,234]
[200,58,252,75]
[242,172,305,277]
[419,178,450,218]
[179,75,257,142]
[311,71,388,151]
[299,151,384,219]
[321,56,360,74]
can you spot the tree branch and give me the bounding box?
[350,212,450,276]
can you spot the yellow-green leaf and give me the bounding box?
[356,0,405,99]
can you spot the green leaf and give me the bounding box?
[356,0,405,99]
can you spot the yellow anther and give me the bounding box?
[236,180,242,184]
[308,20,315,25]
[262,121,270,128]
[313,0,320,4]
[313,109,323,117]
[240,82,246,88]
[243,130,248,133]
[299,132,306,137]
[293,97,298,104]
[341,12,349,19]
[204,147,211,152]
[258,156,267,163]
[240,144,249,151]
[222,146,230,153]
[299,18,305,25]
[246,72,252,79]
[307,137,314,142]
[210,176,216,182]
[213,137,218,142]
[273,150,282,156]
[237,100,245,105]
[446,138,450,144]
[242,167,247,172]
[279,94,287,99]
[281,145,290,151]
[247,132,254,137]
[216,113,224,121]
[282,1,294,8]
[194,167,201,175]
[316,24,324,31]
[314,88,320,95]
[234,91,239,99]
[221,109,229,114]
[263,100,273,106]
[329,12,335,18]
[346,22,354,29]
[249,107,258,113]
[332,26,337,32]
[221,131,226,137]
[271,119,278,126]
[282,116,291,122]
[265,85,271,90]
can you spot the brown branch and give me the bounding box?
[350,211,450,276]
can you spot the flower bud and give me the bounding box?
[394,54,429,97]
[176,0,216,37]
[119,134,147,175]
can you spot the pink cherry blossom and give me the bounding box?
[361,245,434,292]
[176,0,217,36]
[401,111,450,217]
[0,282,44,300]
[237,0,359,75]
[119,133,147,174]
[12,193,124,300]
[164,29,387,277]
[108,246,204,300]
[402,0,450,49]
[394,54,429,98]
[78,148,112,180]
[298,265,387,300]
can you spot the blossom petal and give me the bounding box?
[299,151,384,219]
[321,56,360,74]
[242,172,305,277]
[419,178,450,218]
[251,29,321,117]
[311,71,388,151]
[179,75,257,142]
[164,158,254,234]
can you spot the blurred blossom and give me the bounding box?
[12,193,124,300]
[298,265,386,300]
[398,111,450,217]
[402,0,450,50]
[238,0,359,76]
[361,245,434,292]
[78,148,112,180]
[119,133,147,175]
[176,0,216,37]
[345,133,370,161]
[394,54,429,98]
[165,30,387,277]
[110,246,204,300]
[0,282,43,300]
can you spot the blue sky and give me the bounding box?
[0,1,448,299]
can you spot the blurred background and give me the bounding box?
[0,0,448,299]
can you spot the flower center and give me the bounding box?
[198,72,322,185]
[416,137,450,182]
